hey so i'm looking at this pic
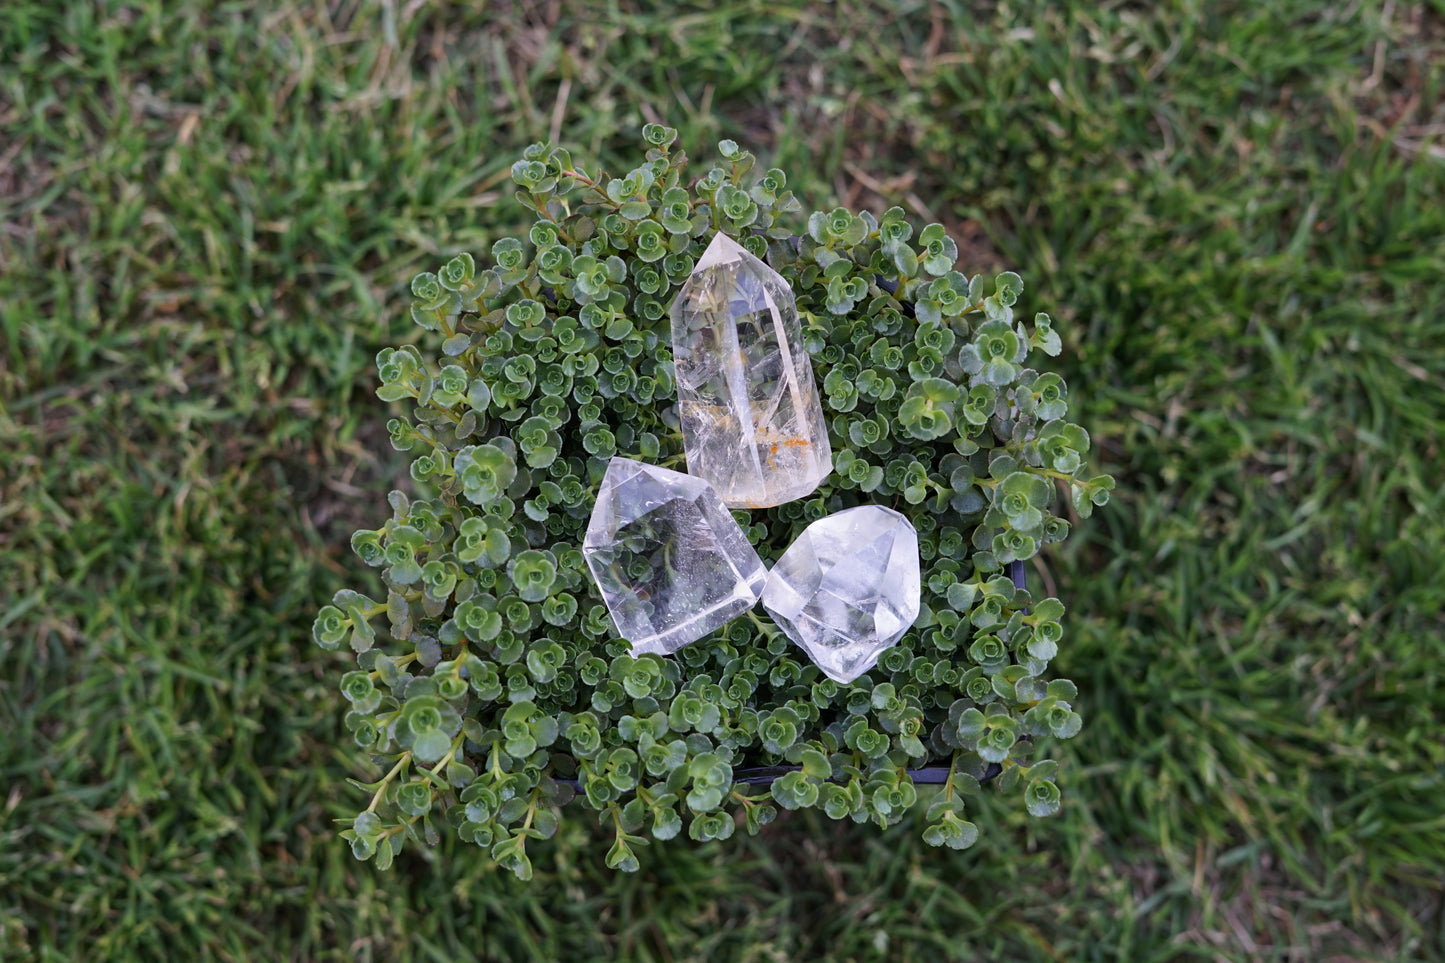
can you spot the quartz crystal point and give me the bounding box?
[669,233,831,508]
[583,457,767,657]
[760,505,921,684]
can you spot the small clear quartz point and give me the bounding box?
[669,233,831,509]
[583,457,767,657]
[760,505,921,684]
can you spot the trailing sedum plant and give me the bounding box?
[315,126,1114,877]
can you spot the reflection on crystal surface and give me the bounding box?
[670,233,831,508]
[761,505,921,683]
[583,457,767,656]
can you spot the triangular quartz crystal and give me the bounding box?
[583,457,767,656]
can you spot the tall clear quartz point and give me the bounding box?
[583,456,767,657]
[760,505,921,684]
[670,232,831,509]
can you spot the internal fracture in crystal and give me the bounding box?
[760,505,921,684]
[669,233,831,509]
[583,457,767,657]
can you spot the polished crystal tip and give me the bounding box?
[669,232,832,509]
[760,505,921,683]
[583,457,767,657]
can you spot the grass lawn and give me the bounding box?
[2,1,1443,960]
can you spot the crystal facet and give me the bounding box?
[760,505,921,684]
[583,456,767,657]
[670,233,831,508]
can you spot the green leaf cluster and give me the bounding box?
[316,129,1113,878]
